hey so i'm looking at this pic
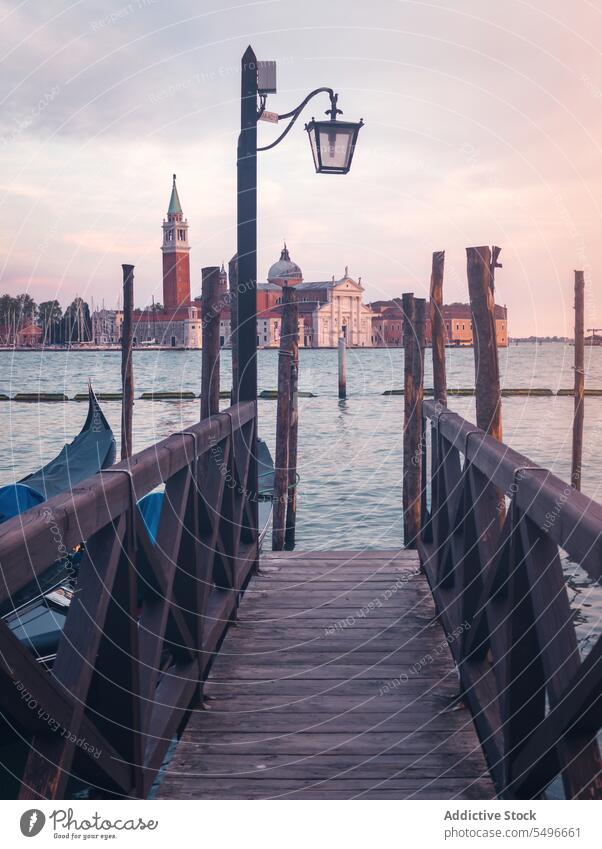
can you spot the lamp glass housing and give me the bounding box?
[305,118,363,174]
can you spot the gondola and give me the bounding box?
[1,385,115,658]
[4,429,275,666]
[0,383,116,524]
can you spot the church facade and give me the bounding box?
[254,246,373,348]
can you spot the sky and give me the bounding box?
[1,0,602,335]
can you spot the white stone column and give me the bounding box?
[330,293,335,347]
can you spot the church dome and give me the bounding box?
[267,244,302,283]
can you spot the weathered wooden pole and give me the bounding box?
[228,254,239,405]
[572,269,585,490]
[120,264,134,460]
[338,330,347,399]
[403,293,425,547]
[466,246,502,440]
[272,285,295,551]
[430,250,447,406]
[285,291,299,550]
[402,293,415,547]
[201,266,221,420]
[415,298,427,535]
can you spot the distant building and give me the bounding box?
[161,173,191,312]
[370,300,508,347]
[92,175,202,348]
[17,323,43,347]
[254,245,373,348]
[92,309,123,345]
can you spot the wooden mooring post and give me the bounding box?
[338,331,347,399]
[285,292,299,550]
[572,269,585,490]
[402,293,425,547]
[466,246,503,440]
[201,266,221,420]
[121,263,134,460]
[273,285,296,551]
[430,250,447,406]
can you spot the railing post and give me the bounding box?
[403,293,425,547]
[430,250,447,407]
[201,266,221,420]
[466,246,502,440]
[121,264,134,460]
[272,285,295,550]
[572,269,585,490]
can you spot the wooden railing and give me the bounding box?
[0,401,258,799]
[418,399,602,799]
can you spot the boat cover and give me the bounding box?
[138,491,164,545]
[0,483,45,524]
[16,386,116,501]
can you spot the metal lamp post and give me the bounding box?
[235,44,363,538]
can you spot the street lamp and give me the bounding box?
[235,46,363,536]
[305,94,364,175]
[236,45,363,405]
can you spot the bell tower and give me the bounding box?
[162,174,191,310]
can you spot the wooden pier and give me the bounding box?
[1,393,601,800]
[157,550,494,800]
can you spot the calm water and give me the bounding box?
[1,343,601,656]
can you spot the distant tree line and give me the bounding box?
[0,293,92,345]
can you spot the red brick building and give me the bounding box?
[161,174,191,310]
[370,300,508,347]
[131,176,202,348]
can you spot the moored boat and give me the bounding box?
[3,432,275,667]
[0,383,116,524]
[1,385,115,660]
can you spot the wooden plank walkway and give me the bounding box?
[157,550,495,799]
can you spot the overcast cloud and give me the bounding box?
[1,0,602,333]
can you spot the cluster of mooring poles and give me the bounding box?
[401,246,504,547]
[401,247,590,545]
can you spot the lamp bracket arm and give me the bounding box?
[257,87,336,153]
